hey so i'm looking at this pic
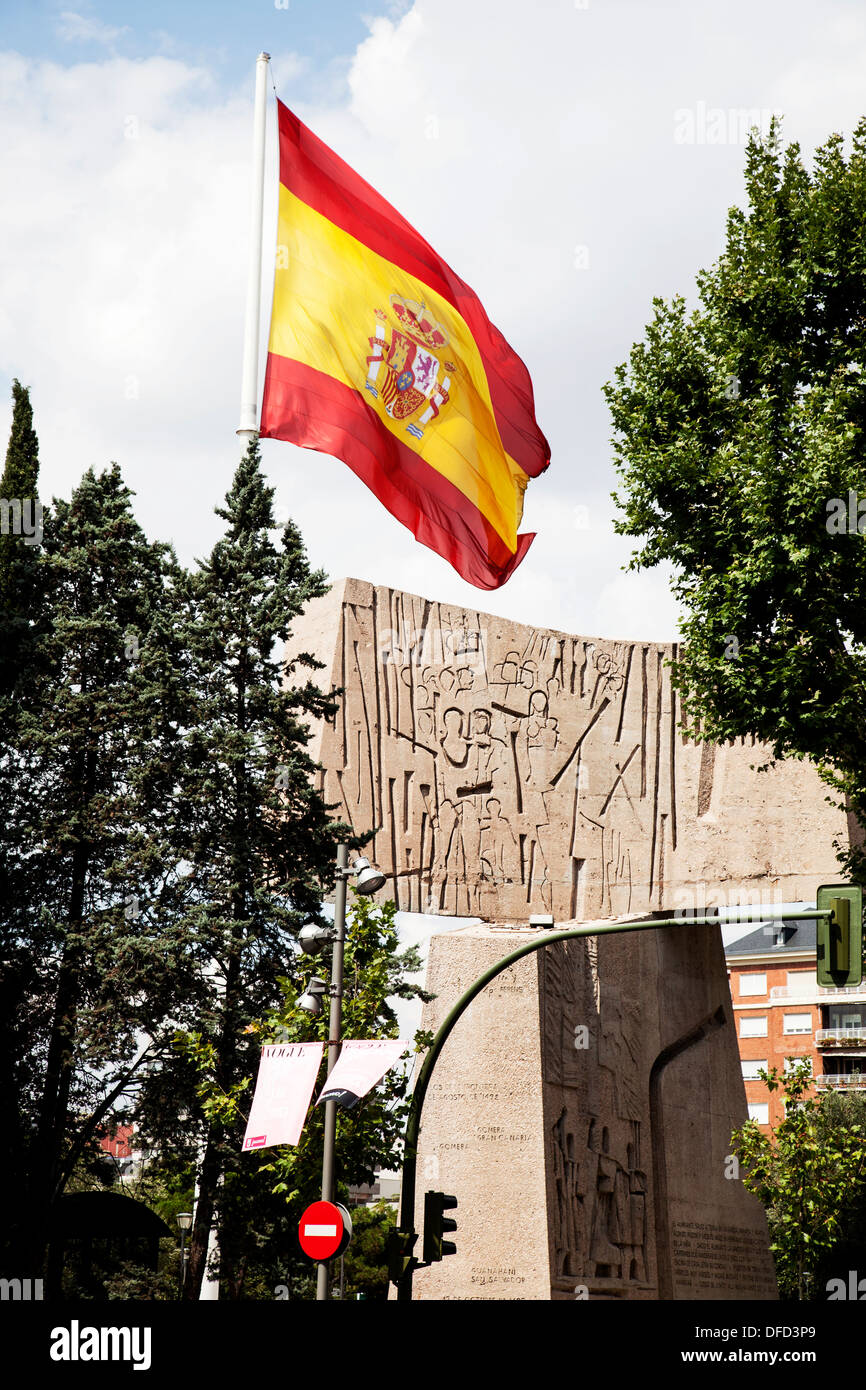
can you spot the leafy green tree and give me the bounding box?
[338,1200,396,1300]
[101,1258,177,1302]
[97,1158,195,1302]
[138,438,355,1299]
[178,892,431,1299]
[811,1084,866,1291]
[260,892,431,1208]
[731,1058,866,1298]
[604,119,866,871]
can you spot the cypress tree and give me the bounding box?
[0,379,39,602]
[0,382,45,1271]
[0,379,42,692]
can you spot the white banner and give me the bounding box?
[242,1042,324,1151]
[317,1039,408,1110]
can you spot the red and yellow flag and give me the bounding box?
[259,101,549,590]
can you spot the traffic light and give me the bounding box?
[386,1227,417,1285]
[816,884,863,987]
[423,1190,458,1263]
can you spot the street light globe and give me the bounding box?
[352,857,386,895]
[176,1212,193,1233]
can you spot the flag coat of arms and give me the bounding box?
[259,100,550,590]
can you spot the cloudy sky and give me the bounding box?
[5,0,866,644]
[5,0,853,1036]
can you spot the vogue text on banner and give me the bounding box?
[242,1042,324,1151]
[317,1039,408,1110]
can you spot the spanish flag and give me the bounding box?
[259,101,549,590]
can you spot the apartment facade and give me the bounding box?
[726,919,866,1129]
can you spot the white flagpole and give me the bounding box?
[237,51,271,457]
[197,53,268,1303]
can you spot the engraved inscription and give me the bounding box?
[671,1222,777,1296]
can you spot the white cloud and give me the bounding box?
[4,2,866,644]
[0,56,243,527]
[56,11,129,46]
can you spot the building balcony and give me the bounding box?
[815,1073,866,1091]
[816,1028,866,1048]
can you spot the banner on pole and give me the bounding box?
[316,1039,409,1110]
[242,1042,324,1151]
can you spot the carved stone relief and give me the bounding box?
[288,579,847,921]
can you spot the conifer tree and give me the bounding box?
[0,463,194,1287]
[0,378,40,627]
[142,439,351,1298]
[0,380,43,1260]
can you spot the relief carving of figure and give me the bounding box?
[480,796,520,883]
[551,1109,587,1278]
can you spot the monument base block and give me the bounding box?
[411,919,778,1301]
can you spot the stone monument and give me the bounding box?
[411,922,779,1299]
[288,578,849,1299]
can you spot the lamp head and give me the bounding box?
[352,857,386,895]
[299,922,334,955]
[297,976,328,1016]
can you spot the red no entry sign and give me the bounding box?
[298,1200,352,1261]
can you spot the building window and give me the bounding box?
[828,1006,866,1030]
[783,1013,812,1035]
[740,1016,768,1038]
[786,971,810,993]
[740,973,767,997]
[742,1059,767,1081]
[748,1103,769,1124]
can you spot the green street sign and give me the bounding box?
[816,883,863,987]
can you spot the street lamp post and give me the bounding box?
[299,846,385,1302]
[176,1212,193,1299]
[316,843,349,1302]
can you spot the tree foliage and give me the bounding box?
[0,413,417,1301]
[0,377,40,644]
[338,1200,396,1300]
[731,1058,866,1298]
[178,891,432,1298]
[605,118,866,868]
[0,459,192,1285]
[129,437,356,1298]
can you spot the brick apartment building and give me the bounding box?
[97,1123,144,1181]
[726,918,866,1129]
